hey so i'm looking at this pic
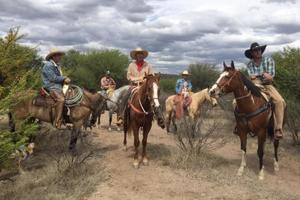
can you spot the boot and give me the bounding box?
[275,129,283,140]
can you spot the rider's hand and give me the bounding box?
[250,75,257,80]
[263,73,273,81]
[64,77,71,84]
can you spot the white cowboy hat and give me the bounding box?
[181,70,191,76]
[130,47,148,60]
[45,48,65,61]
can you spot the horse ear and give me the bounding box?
[223,61,228,71]
[231,60,235,69]
[157,72,161,81]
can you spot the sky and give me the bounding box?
[0,0,300,74]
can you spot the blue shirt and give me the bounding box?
[42,60,65,91]
[247,56,275,77]
[175,78,192,94]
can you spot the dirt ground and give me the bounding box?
[1,107,300,200]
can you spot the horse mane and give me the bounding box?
[239,72,262,97]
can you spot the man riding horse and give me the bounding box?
[244,42,286,139]
[42,48,71,129]
[100,70,116,97]
[174,70,192,118]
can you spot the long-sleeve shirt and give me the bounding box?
[127,61,154,83]
[175,78,192,94]
[247,56,275,77]
[42,60,65,91]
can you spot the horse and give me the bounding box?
[208,61,282,180]
[165,88,218,133]
[9,86,104,152]
[96,85,130,131]
[123,74,165,168]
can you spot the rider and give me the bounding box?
[42,48,71,129]
[100,70,116,97]
[244,42,286,139]
[175,70,192,112]
[127,47,154,85]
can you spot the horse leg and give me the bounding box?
[133,126,140,169]
[108,111,112,131]
[142,124,151,166]
[69,127,80,154]
[257,130,267,180]
[166,111,171,133]
[171,112,177,133]
[237,131,247,176]
[273,139,280,172]
[96,113,101,129]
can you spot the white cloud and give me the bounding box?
[0,0,299,73]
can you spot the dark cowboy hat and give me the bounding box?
[244,42,267,59]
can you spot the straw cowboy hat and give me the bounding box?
[130,47,148,60]
[244,42,267,59]
[45,48,65,61]
[181,70,191,76]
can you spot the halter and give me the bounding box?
[217,70,238,92]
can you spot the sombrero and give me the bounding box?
[181,70,191,76]
[244,42,267,59]
[130,48,148,60]
[45,48,65,61]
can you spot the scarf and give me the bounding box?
[136,61,144,72]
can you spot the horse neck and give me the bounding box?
[136,81,150,107]
[233,77,260,113]
[84,90,101,105]
[194,89,207,104]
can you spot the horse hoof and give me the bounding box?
[237,167,244,176]
[123,145,127,151]
[108,127,112,131]
[142,158,149,166]
[258,169,264,180]
[117,127,121,131]
[258,175,264,180]
[133,160,139,169]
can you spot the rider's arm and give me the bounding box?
[188,81,192,91]
[247,62,257,80]
[42,62,65,83]
[264,57,275,78]
[147,63,154,75]
[175,79,182,94]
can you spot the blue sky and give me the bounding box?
[0,0,299,74]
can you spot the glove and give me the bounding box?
[64,77,71,84]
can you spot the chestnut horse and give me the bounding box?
[165,88,218,132]
[209,61,282,180]
[123,74,165,168]
[9,88,104,152]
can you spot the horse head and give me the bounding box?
[205,88,218,107]
[143,73,165,129]
[209,60,240,98]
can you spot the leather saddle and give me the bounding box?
[32,88,55,107]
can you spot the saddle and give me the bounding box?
[32,88,55,107]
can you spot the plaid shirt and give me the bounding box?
[247,56,275,77]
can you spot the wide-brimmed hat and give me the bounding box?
[244,42,267,59]
[181,70,191,76]
[130,48,148,60]
[45,48,65,61]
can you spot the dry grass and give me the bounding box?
[0,126,108,200]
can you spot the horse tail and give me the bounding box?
[8,112,15,132]
[123,105,131,136]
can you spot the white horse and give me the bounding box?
[96,85,131,131]
[165,88,218,132]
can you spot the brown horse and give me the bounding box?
[165,88,218,132]
[209,61,281,180]
[9,88,104,152]
[123,74,165,168]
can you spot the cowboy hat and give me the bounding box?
[45,48,65,61]
[130,47,148,60]
[181,70,191,76]
[244,42,267,59]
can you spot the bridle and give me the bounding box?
[216,70,251,101]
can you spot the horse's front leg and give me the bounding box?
[166,110,172,133]
[69,127,80,154]
[273,139,280,172]
[257,129,267,180]
[133,124,140,169]
[96,113,101,129]
[108,111,112,131]
[141,123,152,166]
[237,130,247,176]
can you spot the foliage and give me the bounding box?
[160,76,177,93]
[188,63,219,91]
[0,28,41,169]
[61,49,129,90]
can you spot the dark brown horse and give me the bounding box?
[9,88,104,152]
[123,74,165,168]
[209,61,282,180]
